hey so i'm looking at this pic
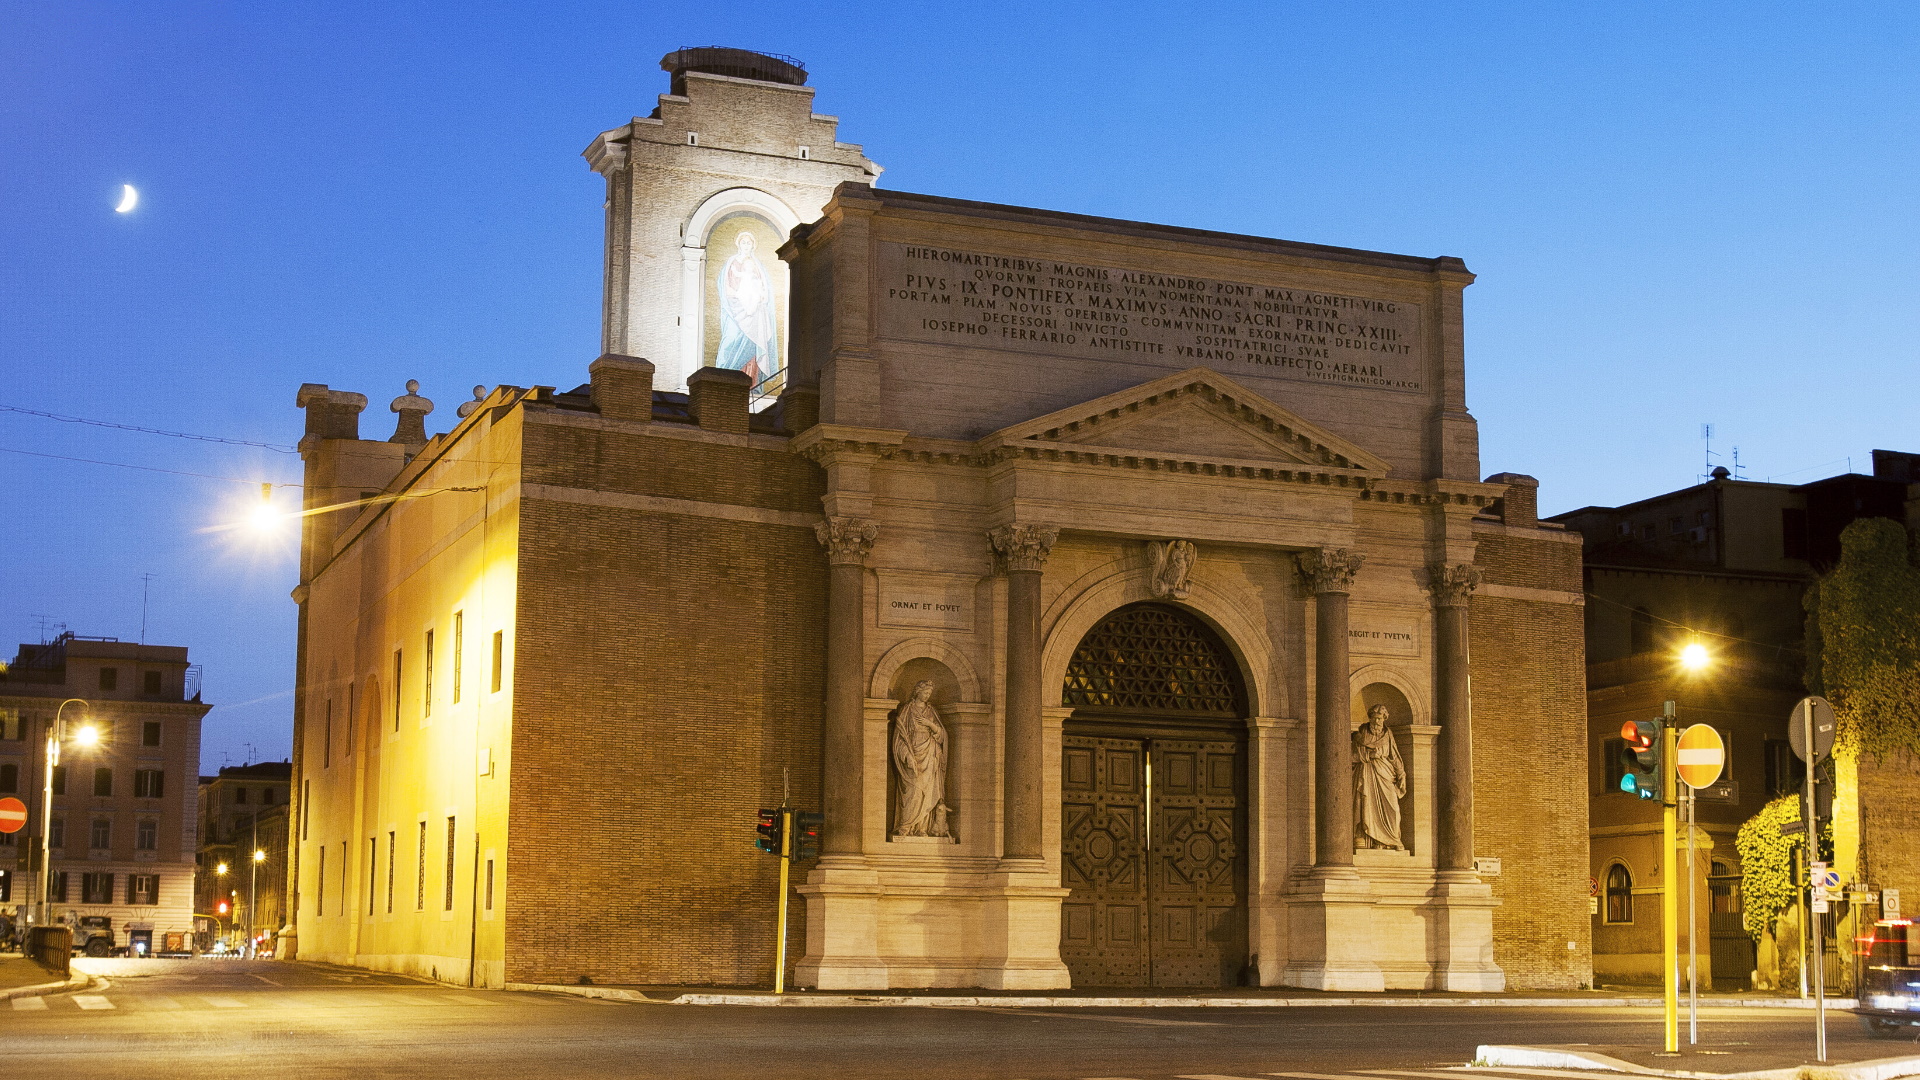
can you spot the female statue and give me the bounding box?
[892,680,952,838]
[1353,703,1407,850]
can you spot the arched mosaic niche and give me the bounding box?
[701,211,790,397]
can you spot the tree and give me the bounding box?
[1807,518,1920,760]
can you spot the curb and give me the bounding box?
[0,970,91,1001]
[1476,1046,1920,1080]
[506,985,1857,1009]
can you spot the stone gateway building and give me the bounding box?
[285,49,1591,992]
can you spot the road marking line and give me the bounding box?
[73,995,115,1010]
[11,997,48,1011]
[201,996,248,1009]
[1360,1072,1591,1080]
[1178,1075,1276,1079]
[250,974,283,986]
[1266,1073,1373,1079]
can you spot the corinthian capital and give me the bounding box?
[1296,547,1364,595]
[988,523,1060,573]
[815,516,878,566]
[1428,563,1481,607]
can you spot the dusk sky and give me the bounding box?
[4,2,1916,772]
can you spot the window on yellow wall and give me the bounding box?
[416,820,427,911]
[453,611,464,705]
[424,630,434,721]
[392,650,403,731]
[323,699,332,769]
[491,631,503,694]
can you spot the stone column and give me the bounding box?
[1296,547,1363,869]
[816,517,878,858]
[989,524,1058,862]
[1430,563,1480,871]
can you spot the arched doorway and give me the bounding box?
[1058,602,1249,988]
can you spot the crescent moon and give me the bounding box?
[115,184,138,213]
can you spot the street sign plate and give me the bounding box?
[1887,889,1903,916]
[0,796,25,834]
[1818,869,1842,889]
[1789,696,1836,764]
[1678,724,1726,788]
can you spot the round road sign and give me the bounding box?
[1678,724,1726,789]
[1788,696,1836,764]
[0,796,27,834]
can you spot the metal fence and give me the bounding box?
[26,926,71,977]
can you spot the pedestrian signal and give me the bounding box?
[793,812,822,860]
[755,808,785,855]
[1619,719,1663,800]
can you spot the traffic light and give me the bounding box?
[216,899,230,915]
[755,808,785,855]
[793,813,822,861]
[1619,719,1663,800]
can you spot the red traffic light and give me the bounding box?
[216,900,230,914]
[1621,719,1654,751]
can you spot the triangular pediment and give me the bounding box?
[978,368,1391,477]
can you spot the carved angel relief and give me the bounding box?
[1148,540,1197,600]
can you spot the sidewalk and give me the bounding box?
[1480,1042,1920,1080]
[0,952,87,999]
[504,980,1862,1009]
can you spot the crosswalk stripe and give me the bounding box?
[1359,1071,1588,1080]
[201,996,247,1009]
[1266,1073,1371,1080]
[73,995,114,1010]
[1178,1075,1274,1079]
[11,997,48,1011]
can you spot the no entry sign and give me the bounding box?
[1677,724,1726,789]
[0,796,27,834]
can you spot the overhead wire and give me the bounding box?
[0,403,298,452]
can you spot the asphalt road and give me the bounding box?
[2,961,1895,1080]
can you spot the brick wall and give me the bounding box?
[1471,526,1593,989]
[503,415,827,987]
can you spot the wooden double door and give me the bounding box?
[1059,729,1247,988]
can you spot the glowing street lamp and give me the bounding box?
[1680,641,1711,672]
[37,699,96,927]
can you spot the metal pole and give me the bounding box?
[1662,701,1679,1053]
[1687,785,1698,1044]
[38,720,58,930]
[1805,699,1826,1062]
[773,807,792,994]
[249,812,259,959]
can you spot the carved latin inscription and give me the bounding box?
[875,242,1425,392]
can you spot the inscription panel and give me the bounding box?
[875,242,1425,392]
[1349,614,1420,658]
[875,570,977,632]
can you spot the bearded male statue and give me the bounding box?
[1353,703,1408,850]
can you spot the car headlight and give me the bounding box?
[1871,995,1912,1010]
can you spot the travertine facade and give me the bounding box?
[286,51,1591,991]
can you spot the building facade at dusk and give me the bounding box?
[0,634,207,955]
[196,761,291,951]
[285,49,1591,992]
[1551,453,1920,988]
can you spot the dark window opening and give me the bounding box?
[136,819,157,850]
[134,769,164,798]
[1606,864,1634,924]
[99,668,118,691]
[0,763,14,793]
[93,767,113,797]
[143,670,162,695]
[142,721,161,747]
[1062,603,1244,716]
[89,818,111,849]
[82,871,113,904]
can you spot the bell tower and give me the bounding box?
[584,47,882,397]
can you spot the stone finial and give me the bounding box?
[1296,547,1364,595]
[1149,540,1197,599]
[814,516,878,566]
[988,524,1059,574]
[295,384,369,441]
[456,385,487,419]
[389,380,434,446]
[1428,563,1481,608]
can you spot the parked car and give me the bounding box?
[1856,919,1920,1037]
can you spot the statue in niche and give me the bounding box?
[715,230,781,388]
[1149,539,1197,599]
[892,680,953,839]
[1353,703,1407,850]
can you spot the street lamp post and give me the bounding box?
[37,699,96,928]
[249,840,265,959]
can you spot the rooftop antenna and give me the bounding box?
[1732,447,1745,480]
[30,615,56,644]
[1700,423,1717,483]
[140,573,156,644]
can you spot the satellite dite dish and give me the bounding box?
[115,184,138,213]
